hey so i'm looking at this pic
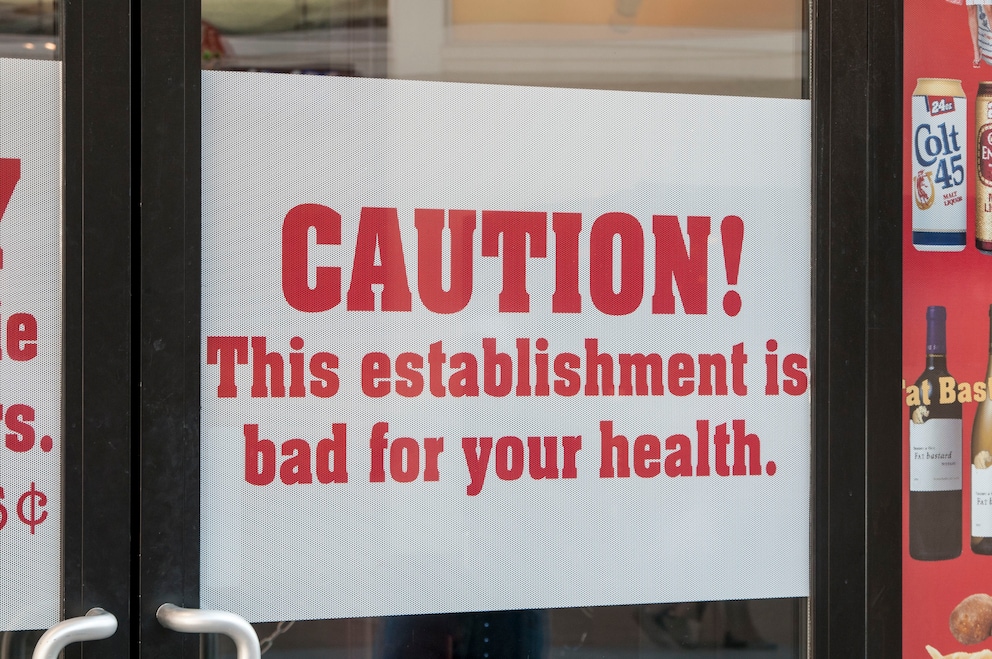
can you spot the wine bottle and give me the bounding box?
[974,305,992,554]
[977,83,992,253]
[909,305,963,560]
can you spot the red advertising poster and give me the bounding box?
[904,3,992,658]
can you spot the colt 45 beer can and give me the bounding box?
[912,78,967,251]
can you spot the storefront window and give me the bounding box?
[200,0,806,97]
[0,0,58,59]
[197,2,811,657]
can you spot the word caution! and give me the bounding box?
[243,418,774,494]
[281,206,746,317]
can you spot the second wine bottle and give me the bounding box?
[974,305,992,554]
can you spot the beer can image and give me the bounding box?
[912,78,967,251]
[978,81,992,253]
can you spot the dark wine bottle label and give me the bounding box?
[910,419,963,491]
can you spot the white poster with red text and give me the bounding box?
[0,58,62,631]
[200,71,812,622]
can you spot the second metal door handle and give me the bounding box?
[157,603,260,659]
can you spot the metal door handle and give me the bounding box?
[31,608,117,659]
[156,603,260,659]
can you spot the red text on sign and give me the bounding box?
[369,422,443,483]
[244,423,348,485]
[1,404,37,452]
[598,418,774,478]
[281,205,717,316]
[0,158,21,270]
[361,338,749,399]
[462,434,581,496]
[0,312,38,361]
[0,483,49,534]
[207,336,339,398]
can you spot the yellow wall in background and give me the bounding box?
[451,0,800,30]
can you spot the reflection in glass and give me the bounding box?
[201,0,806,97]
[0,630,44,659]
[206,600,806,657]
[377,610,546,659]
[0,0,59,59]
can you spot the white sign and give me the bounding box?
[0,58,62,631]
[200,71,811,622]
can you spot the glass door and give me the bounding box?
[150,1,828,658]
[0,0,133,656]
[0,0,904,656]
[142,0,905,656]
